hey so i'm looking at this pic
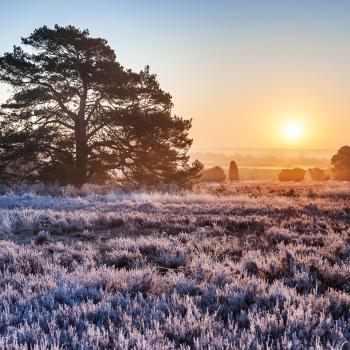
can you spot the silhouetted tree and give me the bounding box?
[331,146,350,181]
[0,25,202,186]
[228,160,239,181]
[278,168,305,182]
[308,168,329,181]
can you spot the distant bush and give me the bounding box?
[201,166,226,182]
[308,168,330,181]
[278,168,305,181]
[331,146,350,181]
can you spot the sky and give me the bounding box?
[0,0,349,150]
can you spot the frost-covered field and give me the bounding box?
[0,181,350,349]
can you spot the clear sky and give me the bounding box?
[0,0,349,149]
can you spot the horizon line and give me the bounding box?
[190,146,337,152]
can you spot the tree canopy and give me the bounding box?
[0,25,202,186]
[331,146,350,181]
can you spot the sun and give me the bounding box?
[283,122,302,140]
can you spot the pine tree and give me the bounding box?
[0,25,202,186]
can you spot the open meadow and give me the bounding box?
[0,181,349,349]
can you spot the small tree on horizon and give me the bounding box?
[0,25,202,186]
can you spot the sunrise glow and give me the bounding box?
[283,122,302,140]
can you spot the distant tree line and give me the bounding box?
[0,25,203,187]
[199,146,350,183]
[278,146,350,182]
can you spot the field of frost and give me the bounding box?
[0,181,350,349]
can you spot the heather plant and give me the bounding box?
[0,182,348,348]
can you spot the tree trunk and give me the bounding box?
[74,86,88,186]
[74,121,88,186]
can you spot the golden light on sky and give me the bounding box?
[283,121,302,140]
[0,2,350,151]
[272,112,313,148]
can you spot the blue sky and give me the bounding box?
[1,0,350,149]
